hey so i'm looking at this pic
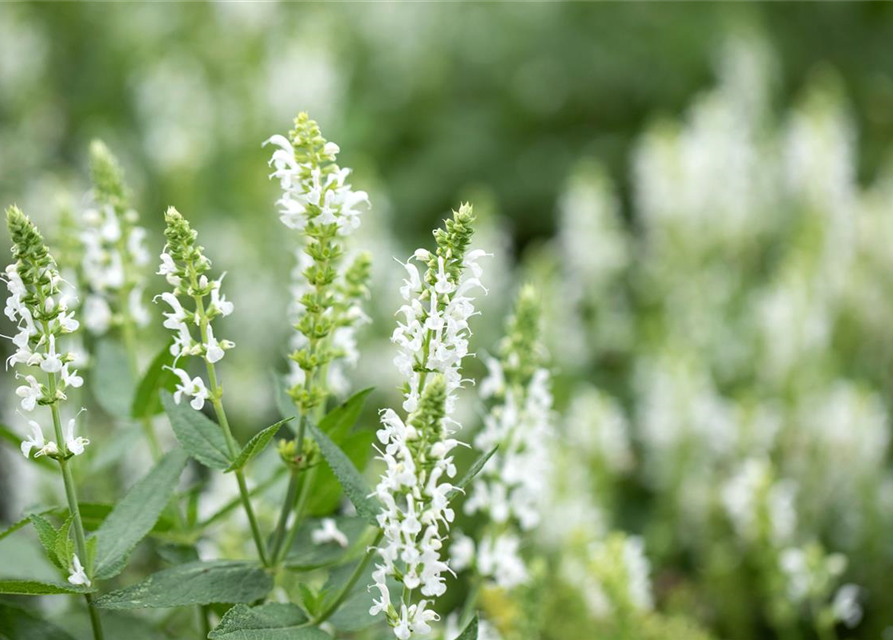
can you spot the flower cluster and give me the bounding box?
[721,458,797,546]
[457,286,553,589]
[80,140,152,335]
[265,113,372,409]
[4,205,91,588]
[4,206,84,426]
[155,207,234,410]
[369,204,486,639]
[585,533,654,618]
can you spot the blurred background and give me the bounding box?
[4,3,893,639]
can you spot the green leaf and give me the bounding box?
[283,517,370,570]
[29,515,61,569]
[225,418,292,473]
[94,560,272,609]
[448,446,498,501]
[0,579,92,595]
[307,422,380,526]
[455,614,479,640]
[307,429,374,516]
[209,603,330,639]
[91,448,188,580]
[0,422,55,471]
[162,391,232,469]
[131,341,178,419]
[54,515,74,570]
[53,609,168,640]
[93,338,136,419]
[0,602,78,640]
[318,387,374,442]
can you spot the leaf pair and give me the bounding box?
[162,391,291,472]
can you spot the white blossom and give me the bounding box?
[311,518,349,548]
[67,554,90,587]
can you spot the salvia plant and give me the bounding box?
[3,32,893,640]
[0,116,491,640]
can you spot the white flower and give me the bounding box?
[449,533,475,572]
[477,534,528,589]
[15,375,42,412]
[65,413,90,456]
[21,420,57,458]
[311,518,349,548]
[368,580,391,617]
[204,324,231,364]
[832,584,862,628]
[67,554,90,587]
[210,277,234,317]
[40,334,63,373]
[61,364,83,389]
[169,366,211,411]
[157,252,181,287]
[83,295,112,335]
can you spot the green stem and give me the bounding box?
[312,529,384,625]
[50,384,104,640]
[277,465,317,564]
[210,394,269,567]
[270,469,300,563]
[191,284,269,566]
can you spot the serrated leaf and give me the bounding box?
[307,429,375,516]
[455,614,479,640]
[131,341,178,419]
[54,515,74,570]
[0,602,78,639]
[0,579,93,595]
[225,418,292,473]
[29,515,61,569]
[94,560,272,609]
[283,517,369,570]
[209,603,330,639]
[448,446,498,501]
[318,387,374,442]
[162,391,232,469]
[93,338,136,418]
[307,422,380,526]
[91,448,188,580]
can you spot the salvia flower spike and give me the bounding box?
[370,203,488,639]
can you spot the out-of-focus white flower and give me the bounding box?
[832,583,863,628]
[80,141,152,338]
[722,458,797,545]
[311,518,348,548]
